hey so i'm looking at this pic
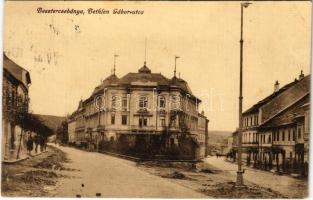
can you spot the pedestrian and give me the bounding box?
[26,136,33,155]
[34,135,40,153]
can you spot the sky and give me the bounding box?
[3,1,312,131]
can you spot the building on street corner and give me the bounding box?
[68,62,209,160]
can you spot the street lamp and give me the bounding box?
[236,2,251,188]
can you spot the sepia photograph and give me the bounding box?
[1,0,311,198]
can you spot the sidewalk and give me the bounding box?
[2,145,66,197]
[204,156,307,198]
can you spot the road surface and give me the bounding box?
[204,156,307,198]
[51,145,206,198]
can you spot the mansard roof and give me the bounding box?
[88,63,198,101]
[92,74,120,95]
[119,72,169,86]
[169,76,193,95]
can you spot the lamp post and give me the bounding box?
[236,2,251,187]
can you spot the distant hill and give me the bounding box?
[208,130,232,144]
[34,114,66,132]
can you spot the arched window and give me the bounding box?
[159,96,166,109]
[139,96,148,109]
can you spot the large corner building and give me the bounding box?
[68,62,209,160]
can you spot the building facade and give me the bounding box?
[230,71,310,175]
[2,54,31,161]
[69,63,209,159]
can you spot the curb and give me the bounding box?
[2,156,29,164]
[2,150,48,164]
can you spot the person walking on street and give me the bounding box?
[26,136,33,155]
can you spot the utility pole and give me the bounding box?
[236,2,251,188]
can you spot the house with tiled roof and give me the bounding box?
[68,62,209,160]
[2,54,31,161]
[232,71,310,175]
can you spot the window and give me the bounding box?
[277,131,280,141]
[122,115,127,125]
[282,131,285,141]
[111,114,115,125]
[144,118,148,126]
[250,117,253,126]
[298,128,302,139]
[171,95,180,110]
[293,129,296,141]
[273,131,276,141]
[288,130,291,141]
[160,118,165,127]
[112,95,118,109]
[139,117,148,127]
[268,135,271,143]
[159,96,166,109]
[122,97,128,109]
[139,96,148,109]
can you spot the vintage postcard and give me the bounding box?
[1,0,311,198]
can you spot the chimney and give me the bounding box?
[274,80,280,92]
[299,70,304,80]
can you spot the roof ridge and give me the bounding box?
[243,75,309,114]
[259,92,309,127]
